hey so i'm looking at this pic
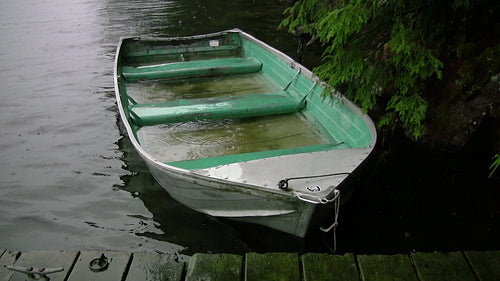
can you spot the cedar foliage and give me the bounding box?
[280,0,500,140]
[490,154,500,178]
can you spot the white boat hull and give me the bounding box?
[143,156,316,237]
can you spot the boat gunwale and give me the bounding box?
[114,29,377,199]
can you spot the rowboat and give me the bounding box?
[114,29,376,237]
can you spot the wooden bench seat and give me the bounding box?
[121,57,262,81]
[128,92,303,126]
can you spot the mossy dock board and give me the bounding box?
[412,251,477,281]
[245,252,300,281]
[464,250,500,281]
[186,253,242,281]
[301,253,359,281]
[0,249,498,280]
[357,254,418,281]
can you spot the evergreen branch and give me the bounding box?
[489,154,500,178]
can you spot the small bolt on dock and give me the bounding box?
[1,248,499,280]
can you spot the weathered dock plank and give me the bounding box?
[357,254,418,281]
[245,252,300,281]
[412,251,476,281]
[0,250,19,281]
[301,253,359,281]
[126,252,185,281]
[185,253,242,281]
[67,250,131,281]
[7,250,78,281]
[1,248,499,280]
[464,250,500,281]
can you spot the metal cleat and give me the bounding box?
[6,265,64,281]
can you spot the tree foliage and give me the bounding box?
[490,154,500,178]
[280,0,499,140]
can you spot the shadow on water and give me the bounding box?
[313,118,500,254]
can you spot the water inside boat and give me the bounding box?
[129,73,331,163]
[125,73,275,104]
[137,114,329,163]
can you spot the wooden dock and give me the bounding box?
[1,248,498,280]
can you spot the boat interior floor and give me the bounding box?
[122,59,346,169]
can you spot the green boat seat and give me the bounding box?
[121,57,262,81]
[168,142,351,170]
[128,92,303,126]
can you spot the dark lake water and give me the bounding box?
[1,0,498,255]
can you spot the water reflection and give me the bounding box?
[99,0,306,61]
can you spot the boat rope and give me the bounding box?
[278,170,345,252]
[277,172,352,191]
[320,189,341,253]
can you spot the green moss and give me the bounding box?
[412,252,477,281]
[185,253,242,281]
[245,252,300,281]
[464,250,500,280]
[358,254,418,281]
[302,253,358,281]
